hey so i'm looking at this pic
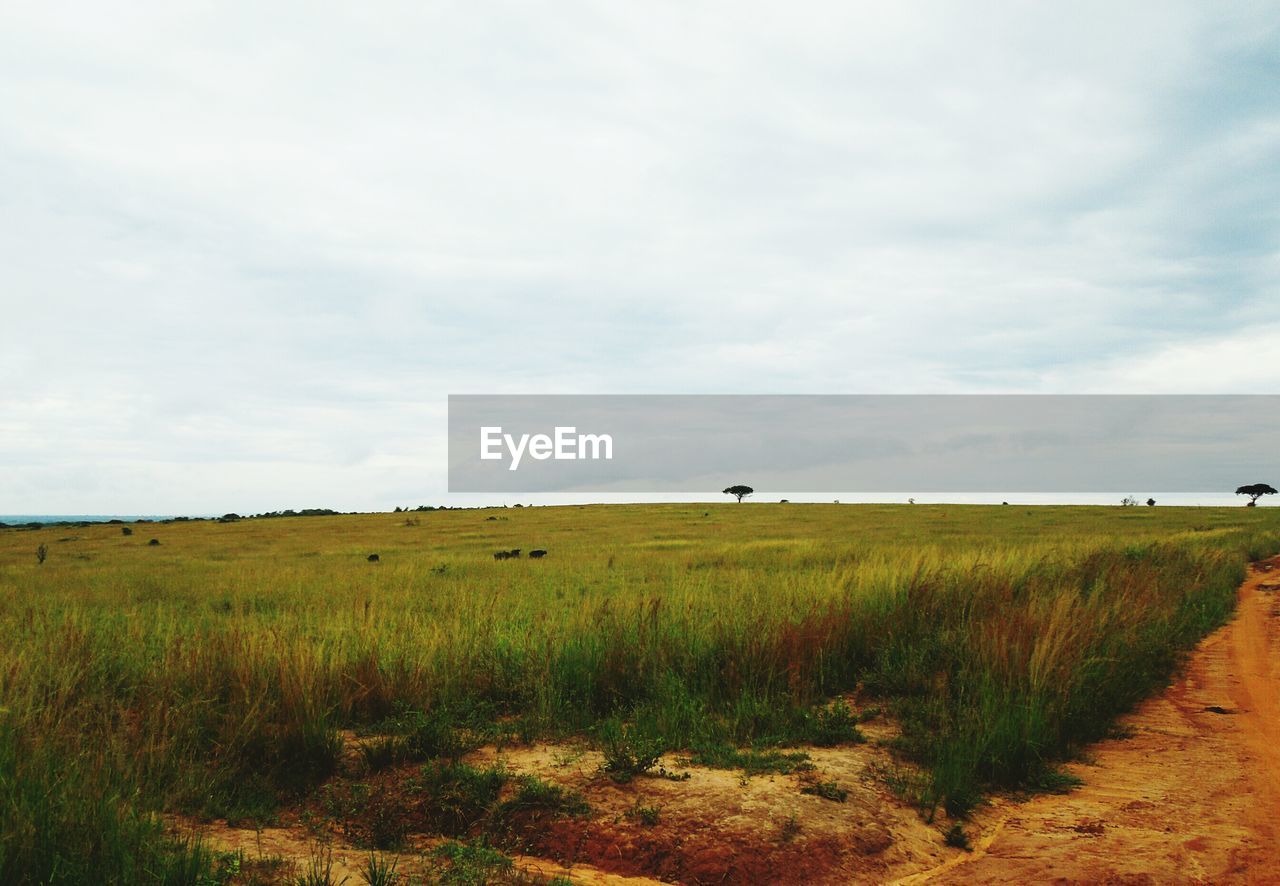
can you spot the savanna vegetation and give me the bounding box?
[1,503,1277,883]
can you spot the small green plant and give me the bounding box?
[402,708,476,762]
[35,544,47,565]
[294,843,350,886]
[598,718,665,783]
[778,814,801,843]
[203,849,245,883]
[497,775,589,819]
[805,700,865,747]
[944,823,971,851]
[488,774,589,845]
[799,779,848,802]
[551,748,585,768]
[624,802,661,826]
[359,735,411,773]
[361,852,399,886]
[319,781,370,823]
[654,764,691,781]
[431,840,515,885]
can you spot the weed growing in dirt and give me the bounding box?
[360,852,399,886]
[398,708,479,763]
[597,718,665,783]
[799,779,848,802]
[686,743,815,776]
[429,840,518,885]
[490,774,590,847]
[359,736,411,774]
[944,823,971,851]
[497,776,589,819]
[804,699,865,747]
[293,843,349,886]
[415,762,510,837]
[624,802,662,826]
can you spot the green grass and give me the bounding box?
[684,743,815,776]
[596,717,666,782]
[414,762,510,838]
[1,502,1277,880]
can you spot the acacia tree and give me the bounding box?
[1235,483,1278,507]
[723,485,754,503]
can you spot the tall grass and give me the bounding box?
[0,504,1276,880]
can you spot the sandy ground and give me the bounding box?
[179,717,957,884]
[899,556,1280,885]
[178,557,1280,884]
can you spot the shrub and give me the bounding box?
[805,700,864,747]
[944,823,971,850]
[401,709,476,762]
[362,852,399,886]
[598,719,665,783]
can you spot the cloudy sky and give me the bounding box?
[2,1,1277,514]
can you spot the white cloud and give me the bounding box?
[0,1,1277,511]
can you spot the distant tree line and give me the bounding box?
[251,508,345,519]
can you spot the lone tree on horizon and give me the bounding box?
[723,485,754,503]
[1236,483,1278,507]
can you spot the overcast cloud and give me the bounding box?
[2,1,1278,513]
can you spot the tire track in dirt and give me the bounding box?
[906,556,1280,885]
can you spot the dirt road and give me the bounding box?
[904,556,1280,885]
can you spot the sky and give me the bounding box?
[1,1,1278,514]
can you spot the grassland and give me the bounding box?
[1,503,1277,883]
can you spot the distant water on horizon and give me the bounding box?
[0,515,194,524]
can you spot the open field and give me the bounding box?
[2,503,1278,883]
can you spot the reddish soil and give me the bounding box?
[456,734,950,884]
